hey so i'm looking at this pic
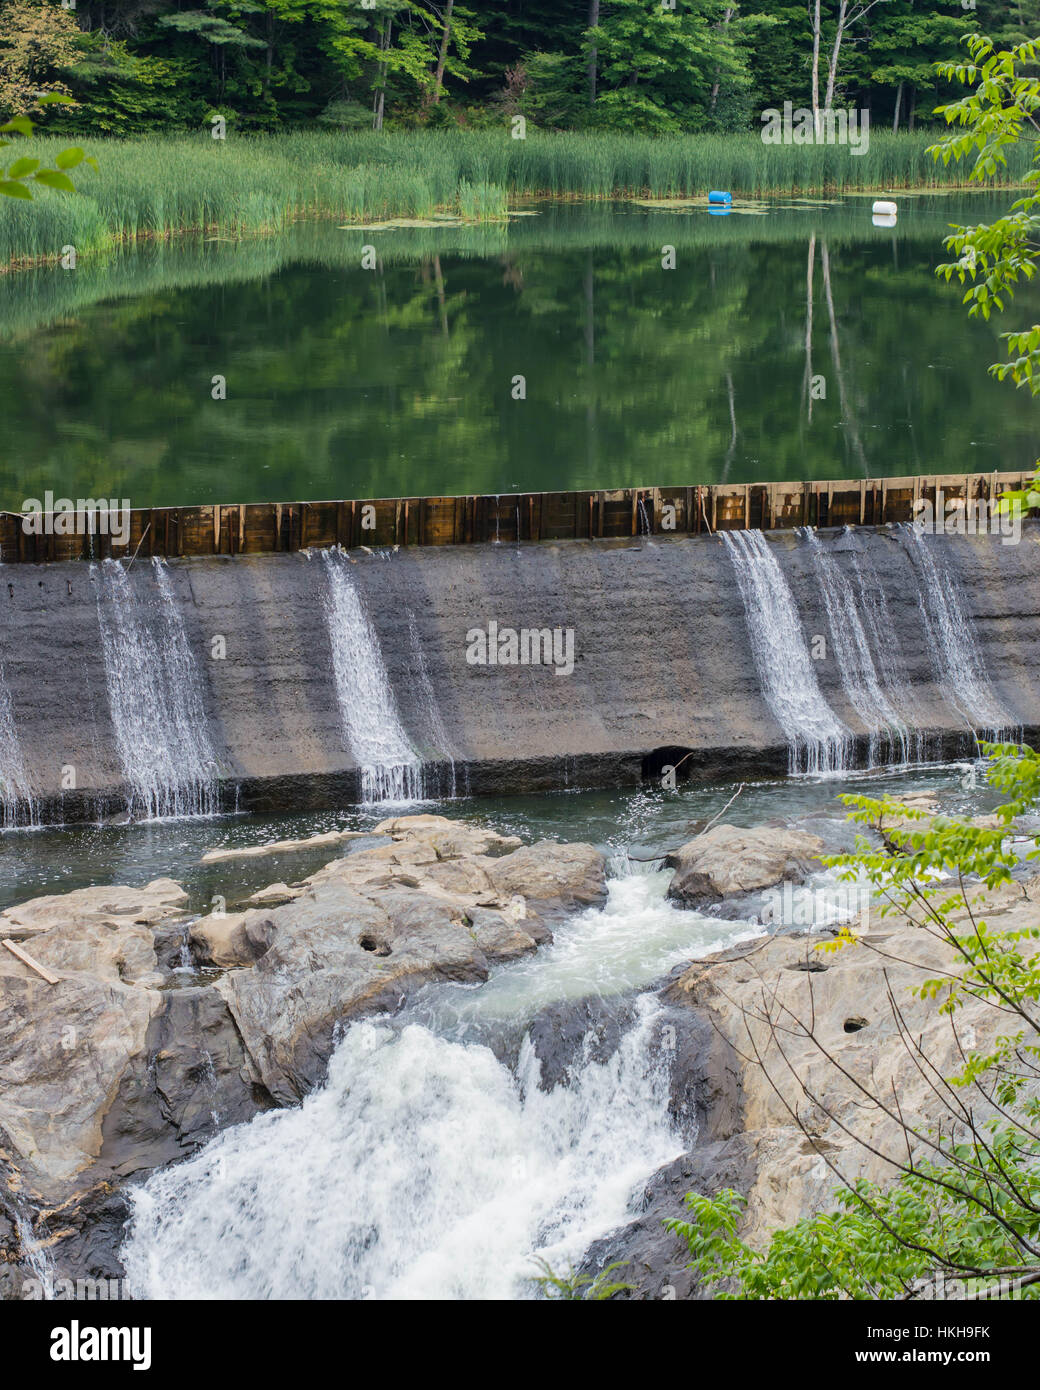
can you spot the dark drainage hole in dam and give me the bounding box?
[359,935,392,957]
[641,747,695,786]
[844,1016,869,1033]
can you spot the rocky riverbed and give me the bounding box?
[0,815,606,1294]
[1,804,1035,1299]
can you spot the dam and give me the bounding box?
[2,167,1040,1317]
[0,512,1037,825]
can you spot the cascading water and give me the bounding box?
[900,525,1018,739]
[407,611,456,798]
[722,530,850,774]
[94,558,219,820]
[10,1198,55,1298]
[121,872,760,1301]
[847,546,927,763]
[801,529,911,765]
[0,663,37,829]
[320,548,424,803]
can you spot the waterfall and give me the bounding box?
[0,663,37,829]
[722,530,849,774]
[120,871,764,1300]
[848,547,926,762]
[10,1197,55,1297]
[801,530,911,765]
[94,558,219,820]
[407,611,456,798]
[320,549,423,803]
[901,526,1018,739]
[122,995,680,1301]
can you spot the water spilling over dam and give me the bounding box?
[0,661,36,830]
[722,530,850,774]
[93,558,219,820]
[320,548,425,804]
[0,525,1036,825]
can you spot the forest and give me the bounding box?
[1,0,1037,138]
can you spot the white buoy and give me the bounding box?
[872,212,897,228]
[872,199,898,216]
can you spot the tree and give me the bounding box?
[809,0,890,128]
[0,0,79,116]
[587,0,757,134]
[930,32,1040,396]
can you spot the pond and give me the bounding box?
[0,193,1035,513]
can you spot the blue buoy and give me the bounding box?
[708,190,732,204]
[708,207,732,217]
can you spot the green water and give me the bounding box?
[0,194,1035,512]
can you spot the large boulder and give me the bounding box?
[484,841,607,916]
[0,959,161,1184]
[659,873,1040,1252]
[373,814,522,859]
[665,824,824,908]
[214,883,493,1103]
[0,875,274,1293]
[197,822,605,1102]
[0,878,188,940]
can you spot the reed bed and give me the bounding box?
[0,195,1008,342]
[0,129,1029,269]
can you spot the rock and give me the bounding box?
[523,996,638,1091]
[0,872,274,1293]
[464,906,541,962]
[203,830,605,1102]
[245,882,298,906]
[98,986,272,1180]
[485,841,607,915]
[0,942,161,1183]
[665,824,824,907]
[0,878,188,941]
[190,910,274,969]
[373,814,522,858]
[580,1137,760,1300]
[215,883,493,1104]
[662,873,1040,1251]
[200,829,370,862]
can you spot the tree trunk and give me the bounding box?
[710,7,735,114]
[908,86,916,131]
[892,79,902,134]
[432,0,454,104]
[264,10,274,98]
[823,0,848,114]
[587,0,600,106]
[810,0,822,131]
[373,18,391,131]
[804,233,816,424]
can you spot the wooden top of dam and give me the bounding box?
[1,471,1034,564]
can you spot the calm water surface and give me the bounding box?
[0,195,1035,511]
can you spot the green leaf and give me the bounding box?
[55,148,85,170]
[7,157,39,179]
[31,170,76,192]
[0,180,34,200]
[0,117,34,137]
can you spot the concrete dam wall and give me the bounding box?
[2,524,1039,824]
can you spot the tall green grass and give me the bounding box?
[0,195,1009,342]
[0,129,1029,268]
